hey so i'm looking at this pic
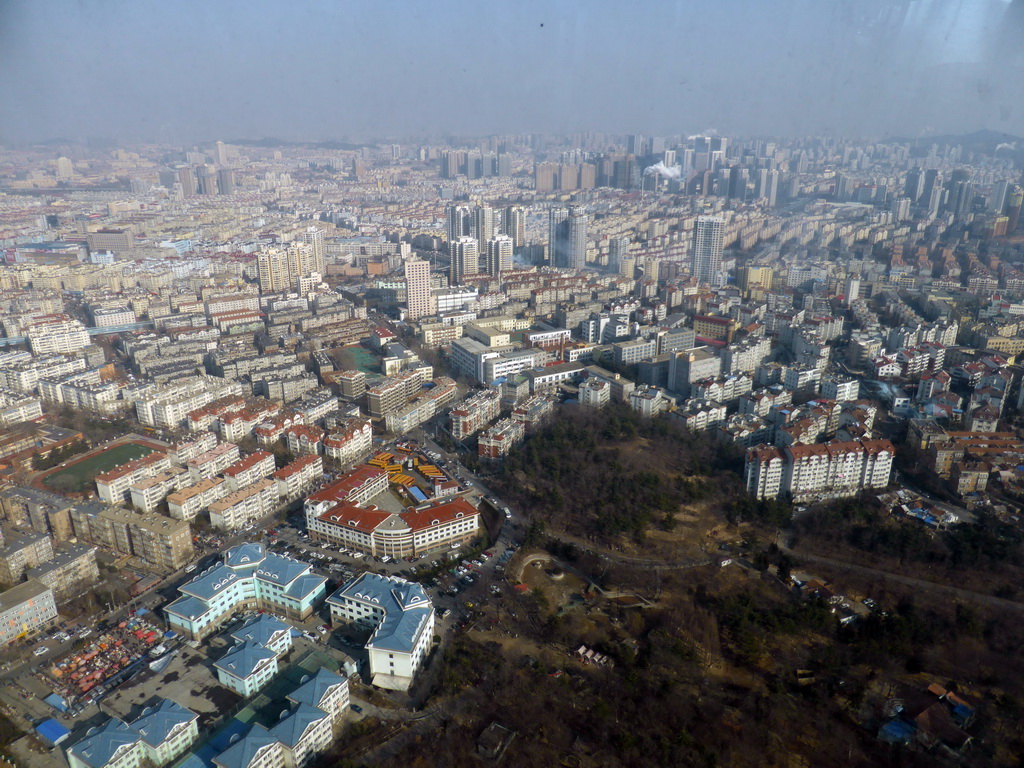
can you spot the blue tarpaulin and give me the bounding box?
[36,718,71,746]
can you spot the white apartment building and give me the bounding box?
[721,336,772,376]
[0,390,43,426]
[133,377,245,429]
[129,467,190,513]
[323,418,373,467]
[167,477,230,521]
[26,317,90,355]
[326,573,434,691]
[821,377,860,402]
[222,450,276,491]
[187,442,241,481]
[578,377,611,407]
[1,354,86,393]
[744,438,894,502]
[168,432,218,465]
[96,452,172,505]
[272,455,324,500]
[208,479,279,531]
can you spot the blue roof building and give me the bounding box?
[165,543,326,641]
[212,724,281,768]
[286,668,350,724]
[66,700,201,768]
[269,703,332,766]
[326,572,434,691]
[230,615,293,658]
[214,641,279,698]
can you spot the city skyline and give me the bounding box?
[2,0,1024,145]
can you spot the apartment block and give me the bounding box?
[222,450,276,491]
[0,530,54,584]
[95,452,172,505]
[0,390,43,426]
[128,466,190,513]
[745,438,895,502]
[0,579,57,645]
[208,479,279,531]
[167,477,230,521]
[26,543,99,602]
[478,418,525,459]
[324,418,373,467]
[187,442,241,481]
[450,389,502,441]
[71,505,194,571]
[272,455,324,500]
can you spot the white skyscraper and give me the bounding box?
[691,216,724,286]
[485,235,514,276]
[473,206,496,246]
[450,237,479,285]
[404,256,432,320]
[446,205,472,248]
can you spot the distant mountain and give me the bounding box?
[894,129,1024,158]
[227,137,367,150]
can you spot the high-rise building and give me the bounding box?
[904,168,924,203]
[404,256,432,320]
[55,156,74,180]
[892,197,912,222]
[547,207,568,266]
[473,206,496,246]
[217,168,235,194]
[445,205,472,248]
[534,163,558,192]
[485,235,514,276]
[449,237,479,285]
[1007,186,1024,234]
[214,140,230,165]
[196,165,217,195]
[302,226,325,268]
[501,206,525,249]
[548,206,588,270]
[177,165,196,197]
[567,206,588,271]
[691,216,724,286]
[257,243,323,294]
[608,236,629,274]
[989,179,1010,214]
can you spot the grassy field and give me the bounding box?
[42,442,155,493]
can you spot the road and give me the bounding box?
[781,542,1024,614]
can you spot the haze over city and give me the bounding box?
[3,0,1024,143]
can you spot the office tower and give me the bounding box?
[217,168,235,195]
[567,206,588,271]
[450,237,479,285]
[442,150,466,179]
[473,206,496,246]
[927,186,944,219]
[404,256,432,320]
[1007,186,1024,234]
[691,216,724,286]
[627,134,644,155]
[921,169,940,204]
[612,157,635,189]
[989,180,1010,214]
[608,236,629,273]
[485,235,514,276]
[892,197,912,222]
[466,152,483,179]
[904,168,924,203]
[196,165,217,195]
[534,163,558,192]
[765,169,780,207]
[548,207,568,266]
[177,165,196,197]
[55,156,73,179]
[737,265,774,294]
[302,227,325,273]
[729,166,749,201]
[446,205,472,248]
[501,206,525,249]
[214,140,229,165]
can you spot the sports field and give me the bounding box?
[42,442,156,494]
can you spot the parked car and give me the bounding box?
[33,646,48,657]
[350,704,363,713]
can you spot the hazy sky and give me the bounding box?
[2,0,1023,144]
